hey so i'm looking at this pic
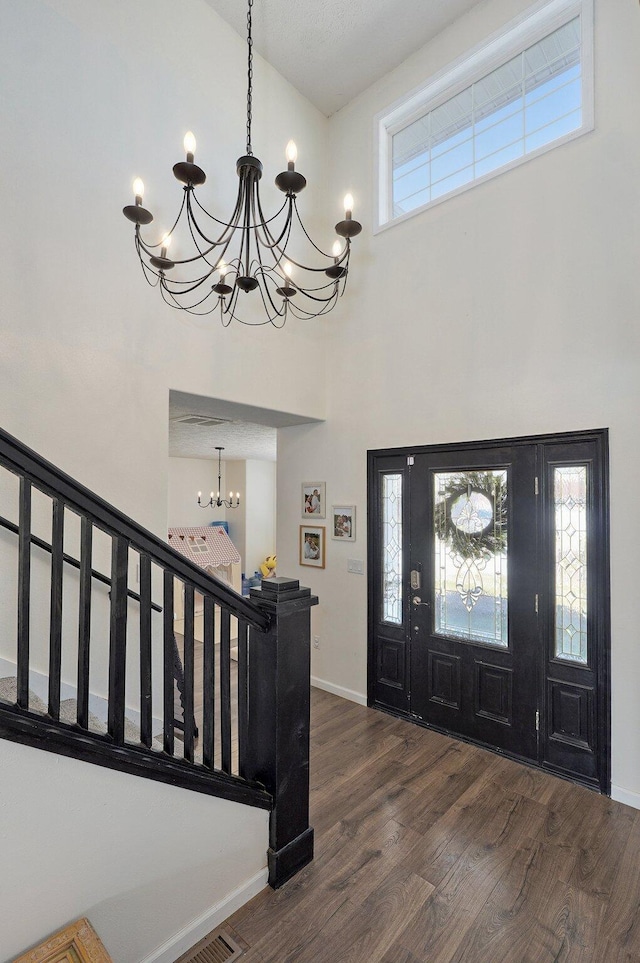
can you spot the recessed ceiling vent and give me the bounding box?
[176,928,244,963]
[172,415,232,427]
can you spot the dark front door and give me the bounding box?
[368,430,610,793]
[409,444,539,762]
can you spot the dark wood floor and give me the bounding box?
[224,688,640,963]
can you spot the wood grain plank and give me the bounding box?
[448,840,605,963]
[221,689,639,963]
[567,796,636,899]
[315,869,435,963]
[599,809,640,955]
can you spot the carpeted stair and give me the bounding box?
[0,676,163,750]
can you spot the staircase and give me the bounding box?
[0,425,317,888]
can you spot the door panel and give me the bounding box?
[369,456,410,713]
[540,439,607,785]
[368,431,610,793]
[409,445,538,762]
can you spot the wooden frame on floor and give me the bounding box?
[13,918,112,963]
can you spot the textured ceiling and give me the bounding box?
[169,390,321,462]
[203,0,486,116]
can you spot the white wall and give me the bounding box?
[277,0,640,803]
[168,456,227,528]
[225,461,247,566]
[0,0,329,958]
[0,740,269,963]
[224,460,276,579]
[244,460,277,578]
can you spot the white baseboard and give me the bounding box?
[611,784,640,811]
[140,867,268,963]
[311,676,367,706]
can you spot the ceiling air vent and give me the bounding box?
[175,928,244,963]
[171,415,233,427]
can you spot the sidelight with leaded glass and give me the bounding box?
[382,473,403,625]
[554,465,588,663]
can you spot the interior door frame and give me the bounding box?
[367,428,610,794]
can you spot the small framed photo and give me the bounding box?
[331,505,356,541]
[300,525,325,568]
[302,482,326,518]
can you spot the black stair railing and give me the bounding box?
[0,426,316,887]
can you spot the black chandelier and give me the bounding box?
[197,447,240,510]
[122,0,362,327]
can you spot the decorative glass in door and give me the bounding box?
[554,465,588,663]
[382,473,403,624]
[434,469,508,645]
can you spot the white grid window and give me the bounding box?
[375,0,593,231]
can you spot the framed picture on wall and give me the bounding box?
[301,482,326,518]
[331,505,356,541]
[300,525,325,568]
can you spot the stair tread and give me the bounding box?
[0,676,48,715]
[59,698,105,732]
[1,681,162,749]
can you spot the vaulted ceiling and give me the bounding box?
[173,0,486,461]
[203,0,486,116]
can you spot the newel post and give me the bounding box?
[244,577,318,889]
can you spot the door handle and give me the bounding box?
[412,596,430,607]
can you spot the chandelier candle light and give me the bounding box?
[197,447,240,510]
[122,0,361,327]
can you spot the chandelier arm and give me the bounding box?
[220,265,287,326]
[139,261,162,288]
[252,255,337,320]
[159,274,211,307]
[184,206,226,271]
[136,193,188,257]
[253,248,344,301]
[135,234,162,288]
[159,272,218,296]
[289,284,344,303]
[254,192,351,277]
[185,190,237,254]
[189,185,247,240]
[252,190,295,251]
[250,209,294,281]
[286,288,340,319]
[250,196,301,289]
[292,197,348,260]
[249,189,291,229]
[253,263,291,316]
[148,267,218,289]
[225,300,284,326]
[255,273,289,320]
[223,284,241,323]
[159,279,219,315]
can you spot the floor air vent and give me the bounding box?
[176,928,244,963]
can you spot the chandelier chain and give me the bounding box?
[246,0,254,155]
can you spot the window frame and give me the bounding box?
[374,0,594,233]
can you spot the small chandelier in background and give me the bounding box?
[197,447,240,510]
[122,0,362,328]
